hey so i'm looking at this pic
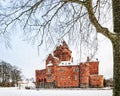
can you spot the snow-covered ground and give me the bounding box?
[0,87,112,96]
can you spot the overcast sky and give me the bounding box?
[0,32,113,80]
[0,0,113,80]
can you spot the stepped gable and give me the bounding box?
[46,54,60,66]
[53,40,72,61]
[62,40,69,49]
[46,54,53,65]
[53,45,63,59]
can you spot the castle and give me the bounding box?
[35,41,104,88]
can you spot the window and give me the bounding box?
[68,63,71,65]
[74,75,77,80]
[48,75,52,79]
[73,67,79,72]
[47,68,51,72]
[59,68,65,72]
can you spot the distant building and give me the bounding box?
[104,78,113,87]
[18,81,36,89]
[35,41,104,88]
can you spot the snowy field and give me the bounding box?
[0,87,112,96]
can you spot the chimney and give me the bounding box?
[87,57,89,62]
[96,58,98,61]
[71,57,73,62]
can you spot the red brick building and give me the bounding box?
[35,41,104,88]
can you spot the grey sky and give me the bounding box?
[0,0,113,80]
[0,33,113,80]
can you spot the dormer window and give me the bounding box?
[49,61,52,63]
[68,63,71,65]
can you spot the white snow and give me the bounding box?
[0,87,112,96]
[59,61,73,66]
[47,63,53,66]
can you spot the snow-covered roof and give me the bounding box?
[59,61,77,66]
[47,63,53,66]
[53,56,59,60]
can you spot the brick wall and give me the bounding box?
[89,62,99,75]
[35,41,104,88]
[89,75,104,88]
[56,66,79,88]
[80,62,90,87]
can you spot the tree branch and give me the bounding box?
[84,0,115,39]
[62,0,85,5]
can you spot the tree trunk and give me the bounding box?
[112,0,120,34]
[112,35,120,96]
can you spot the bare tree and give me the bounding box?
[0,61,22,87]
[0,61,12,86]
[0,0,119,95]
[11,66,22,86]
